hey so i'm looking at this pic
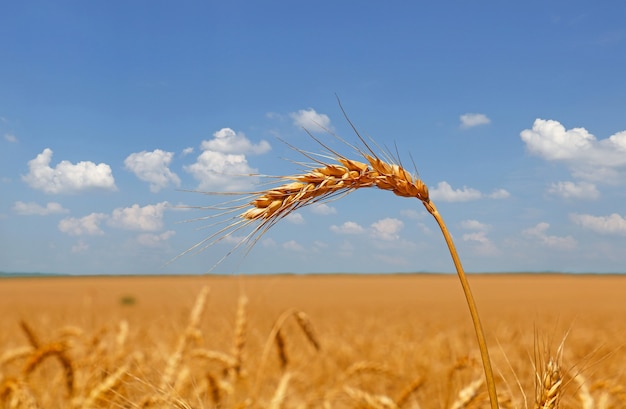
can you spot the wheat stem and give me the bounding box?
[423,200,498,409]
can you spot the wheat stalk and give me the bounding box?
[184,105,499,409]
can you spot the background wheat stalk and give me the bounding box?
[186,106,499,409]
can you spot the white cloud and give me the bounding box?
[108,202,168,231]
[429,181,482,202]
[4,133,17,143]
[137,230,176,247]
[59,213,108,236]
[182,147,194,156]
[370,218,403,241]
[124,149,181,193]
[13,201,69,215]
[547,181,599,200]
[460,113,491,129]
[201,128,270,155]
[71,240,89,253]
[522,222,577,250]
[290,108,332,131]
[520,119,626,183]
[184,150,260,191]
[311,203,337,215]
[184,128,270,192]
[462,230,498,255]
[429,181,508,202]
[460,219,490,230]
[283,240,304,252]
[488,189,511,199]
[570,213,626,236]
[330,221,365,235]
[400,208,425,220]
[285,213,305,224]
[22,148,117,194]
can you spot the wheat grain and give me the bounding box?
[573,374,594,409]
[449,377,484,409]
[274,328,288,371]
[0,378,40,409]
[191,348,237,368]
[19,321,41,348]
[22,342,74,396]
[75,356,135,409]
[0,346,34,367]
[293,311,321,351]
[159,285,209,390]
[205,373,222,406]
[267,372,292,409]
[179,107,499,409]
[231,295,248,378]
[536,358,561,409]
[395,376,425,408]
[344,386,400,409]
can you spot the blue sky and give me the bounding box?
[1,1,626,275]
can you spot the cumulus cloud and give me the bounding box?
[330,221,365,235]
[370,218,403,241]
[520,119,626,183]
[124,149,181,192]
[58,213,108,236]
[182,147,194,156]
[201,128,270,155]
[460,113,491,129]
[570,213,626,236]
[137,230,176,247]
[460,219,490,230]
[311,203,337,215]
[429,181,482,202]
[13,201,69,215]
[108,202,168,231]
[429,181,509,202]
[461,220,497,255]
[283,240,304,252]
[488,189,511,199]
[22,149,116,194]
[4,133,17,143]
[523,222,577,250]
[71,240,89,253]
[462,231,498,255]
[547,181,599,200]
[290,108,332,131]
[285,213,305,224]
[184,128,270,191]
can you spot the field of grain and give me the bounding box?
[1,273,625,408]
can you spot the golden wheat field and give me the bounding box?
[1,273,625,409]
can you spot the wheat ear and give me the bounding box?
[22,342,74,396]
[0,378,40,409]
[159,285,209,390]
[535,358,562,409]
[344,386,400,409]
[231,294,248,379]
[187,107,498,409]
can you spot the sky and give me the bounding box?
[1,1,626,275]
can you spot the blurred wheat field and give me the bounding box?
[1,273,625,408]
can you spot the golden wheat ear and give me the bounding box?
[180,106,499,409]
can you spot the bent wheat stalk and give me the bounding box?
[186,110,499,409]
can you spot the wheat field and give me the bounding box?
[1,273,625,408]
